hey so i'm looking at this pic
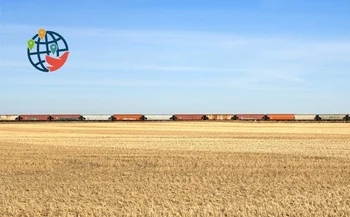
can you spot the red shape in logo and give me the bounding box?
[45,52,69,72]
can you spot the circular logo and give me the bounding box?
[27,29,69,73]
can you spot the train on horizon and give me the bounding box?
[0,114,349,122]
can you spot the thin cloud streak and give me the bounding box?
[0,75,308,91]
[3,23,350,48]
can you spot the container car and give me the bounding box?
[143,114,173,121]
[82,114,112,121]
[51,114,82,121]
[173,114,204,121]
[19,115,51,121]
[317,114,347,121]
[235,114,265,120]
[0,115,19,121]
[266,114,295,121]
[113,114,143,121]
[205,114,234,120]
[294,114,317,121]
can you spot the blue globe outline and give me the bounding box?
[27,31,69,72]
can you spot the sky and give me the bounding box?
[0,0,350,114]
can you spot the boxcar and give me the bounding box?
[235,114,265,120]
[317,114,347,121]
[266,114,295,121]
[205,114,234,120]
[173,114,204,121]
[113,114,143,121]
[0,115,19,121]
[20,115,51,121]
[294,114,316,121]
[143,114,173,121]
[51,114,82,121]
[82,114,112,121]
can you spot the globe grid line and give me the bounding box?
[29,47,69,56]
[50,32,60,57]
[44,34,50,57]
[29,51,52,55]
[36,35,48,72]
[34,60,45,66]
[36,39,62,44]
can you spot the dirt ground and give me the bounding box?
[0,122,349,216]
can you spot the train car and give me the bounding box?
[173,114,204,121]
[0,115,19,121]
[205,114,234,120]
[19,115,51,121]
[294,114,317,121]
[143,114,173,121]
[317,114,347,121]
[266,114,295,121]
[82,114,113,121]
[235,114,265,120]
[113,114,143,121]
[51,114,82,121]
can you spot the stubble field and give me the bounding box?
[0,122,350,216]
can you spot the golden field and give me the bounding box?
[0,122,350,216]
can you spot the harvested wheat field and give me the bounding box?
[0,122,350,216]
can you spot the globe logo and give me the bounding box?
[27,29,69,73]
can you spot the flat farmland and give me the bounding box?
[0,122,350,216]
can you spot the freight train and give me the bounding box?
[0,114,349,122]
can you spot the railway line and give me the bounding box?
[0,114,349,122]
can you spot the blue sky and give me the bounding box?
[0,0,350,114]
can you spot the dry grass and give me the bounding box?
[0,122,350,216]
